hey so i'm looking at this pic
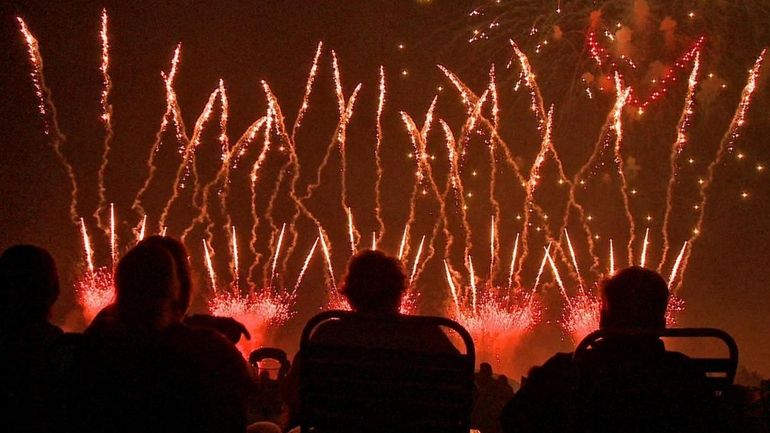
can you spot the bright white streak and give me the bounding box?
[467,255,477,313]
[203,239,216,293]
[507,233,520,290]
[564,229,584,293]
[270,223,286,289]
[489,215,495,283]
[346,207,356,255]
[318,226,337,291]
[231,226,239,288]
[80,218,95,274]
[609,239,615,275]
[668,242,688,285]
[137,215,147,242]
[444,260,461,316]
[531,243,551,294]
[398,224,408,260]
[109,203,116,271]
[545,246,572,309]
[294,238,319,292]
[640,228,650,268]
[409,235,426,287]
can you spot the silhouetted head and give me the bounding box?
[115,242,180,329]
[340,250,406,314]
[479,362,493,377]
[599,266,669,331]
[138,236,191,318]
[0,245,60,322]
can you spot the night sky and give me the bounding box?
[1,1,769,379]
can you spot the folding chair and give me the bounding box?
[299,310,475,433]
[576,327,738,396]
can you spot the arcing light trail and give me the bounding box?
[16,12,768,360]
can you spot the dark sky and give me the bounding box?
[1,1,768,378]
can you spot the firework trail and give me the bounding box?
[132,44,184,224]
[294,237,319,292]
[440,121,472,267]
[274,44,328,270]
[109,203,117,271]
[291,41,323,140]
[668,242,688,286]
[398,224,409,260]
[299,82,362,208]
[659,53,702,271]
[528,243,551,299]
[137,214,147,242]
[248,117,274,288]
[94,9,114,233]
[163,86,220,236]
[609,75,636,265]
[515,107,554,285]
[269,223,286,289]
[253,87,289,280]
[400,99,438,261]
[17,18,79,224]
[409,235,426,287]
[467,255,478,312]
[80,218,95,274]
[212,116,268,277]
[318,225,337,291]
[488,215,496,284]
[545,245,571,310]
[444,260,462,316]
[374,66,387,244]
[678,49,767,293]
[182,80,231,243]
[563,229,584,294]
[508,41,591,277]
[401,108,448,283]
[609,239,615,274]
[231,226,240,289]
[487,67,502,277]
[507,233,520,290]
[203,239,217,293]
[639,227,650,268]
[346,207,358,254]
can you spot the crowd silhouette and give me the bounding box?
[1,239,767,432]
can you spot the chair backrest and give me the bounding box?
[575,327,738,396]
[299,310,475,433]
[249,347,290,380]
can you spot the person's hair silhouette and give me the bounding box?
[0,244,60,323]
[114,242,180,330]
[340,250,406,313]
[600,266,669,330]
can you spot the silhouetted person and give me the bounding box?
[0,245,63,432]
[91,235,250,343]
[283,250,459,427]
[473,363,514,433]
[77,240,253,433]
[501,266,717,433]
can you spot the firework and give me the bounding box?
[209,289,295,357]
[76,267,115,323]
[94,9,114,233]
[17,17,79,223]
